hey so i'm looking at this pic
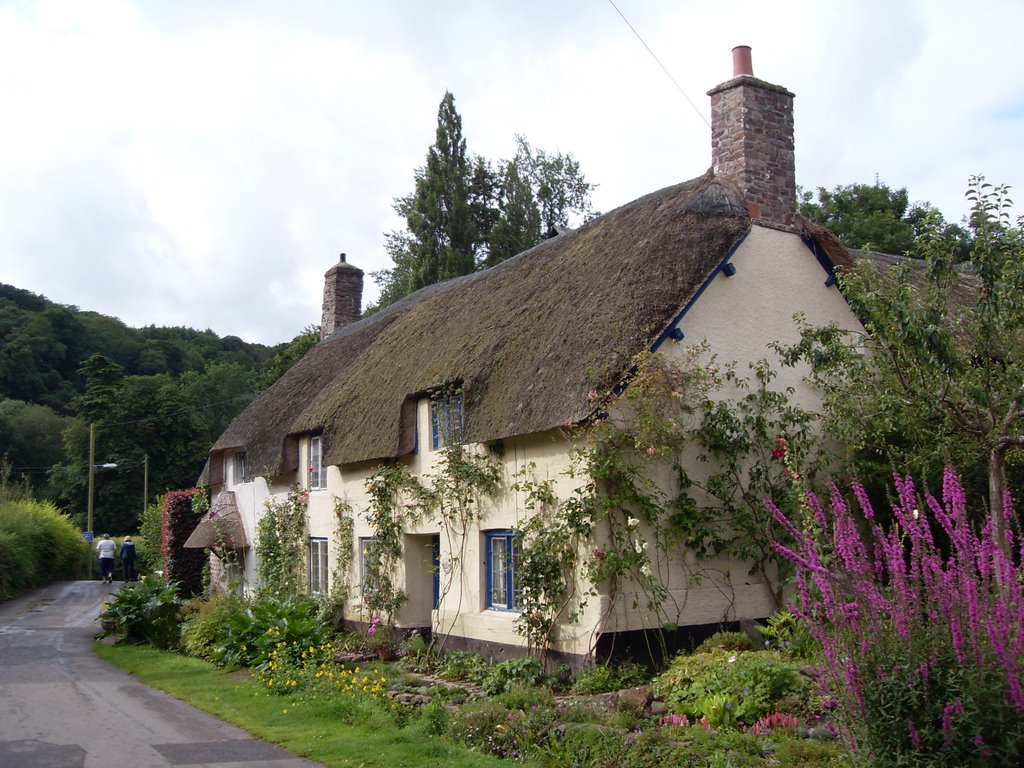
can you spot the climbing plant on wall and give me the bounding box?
[506,343,824,658]
[255,485,309,599]
[362,463,432,621]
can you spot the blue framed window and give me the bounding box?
[431,534,441,609]
[430,391,463,450]
[486,530,521,610]
[309,537,328,595]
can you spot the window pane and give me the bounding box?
[309,436,324,489]
[490,537,508,606]
[511,536,522,609]
[431,392,464,449]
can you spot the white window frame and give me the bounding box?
[359,537,377,595]
[309,537,328,595]
[233,452,247,485]
[307,435,325,490]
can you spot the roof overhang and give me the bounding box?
[183,492,249,552]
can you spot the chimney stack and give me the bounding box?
[320,253,363,340]
[708,46,796,227]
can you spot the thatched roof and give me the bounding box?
[203,173,761,481]
[183,493,248,551]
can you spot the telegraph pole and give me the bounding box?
[87,424,95,537]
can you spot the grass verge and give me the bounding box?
[93,641,518,768]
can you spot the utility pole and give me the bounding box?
[87,424,95,536]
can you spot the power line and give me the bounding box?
[605,0,711,129]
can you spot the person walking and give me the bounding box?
[119,536,137,583]
[96,534,116,584]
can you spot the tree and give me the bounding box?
[370,94,596,312]
[783,176,1024,552]
[0,399,70,495]
[512,136,594,238]
[260,325,320,388]
[799,180,971,260]
[407,91,476,293]
[486,158,541,267]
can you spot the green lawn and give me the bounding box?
[93,642,520,768]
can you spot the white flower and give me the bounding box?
[639,562,651,578]
[626,516,639,529]
[728,655,737,664]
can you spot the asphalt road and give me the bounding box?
[0,580,326,768]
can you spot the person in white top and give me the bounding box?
[95,534,116,584]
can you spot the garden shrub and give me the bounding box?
[481,656,544,695]
[769,468,1024,766]
[161,489,207,597]
[572,660,649,694]
[179,592,245,659]
[758,610,819,660]
[655,648,808,729]
[0,499,85,599]
[695,630,755,653]
[100,574,184,649]
[448,697,551,760]
[210,596,324,668]
[435,649,489,684]
[498,682,555,711]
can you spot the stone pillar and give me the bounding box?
[707,46,796,227]
[321,253,364,340]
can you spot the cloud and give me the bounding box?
[1,0,1021,345]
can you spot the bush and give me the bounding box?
[695,630,755,653]
[448,697,551,760]
[435,649,489,684]
[655,648,808,729]
[768,468,1024,765]
[100,574,184,649]
[179,592,246,659]
[210,596,325,668]
[0,499,86,599]
[573,660,650,694]
[499,682,555,711]
[758,611,819,660]
[481,656,544,696]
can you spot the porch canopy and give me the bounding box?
[184,492,248,552]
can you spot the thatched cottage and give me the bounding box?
[193,47,863,663]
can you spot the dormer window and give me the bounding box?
[308,435,325,490]
[430,390,464,450]
[233,452,247,485]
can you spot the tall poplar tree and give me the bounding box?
[401,92,476,294]
[371,93,595,312]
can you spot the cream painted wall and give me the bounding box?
[206,224,865,658]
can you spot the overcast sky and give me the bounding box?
[2,1,1021,346]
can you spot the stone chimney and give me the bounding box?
[320,253,363,340]
[707,46,796,227]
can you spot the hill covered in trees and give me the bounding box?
[0,283,316,533]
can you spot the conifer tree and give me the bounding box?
[371,94,595,312]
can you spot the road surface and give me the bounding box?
[0,580,325,768]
